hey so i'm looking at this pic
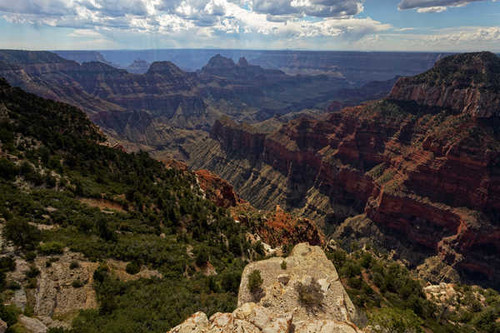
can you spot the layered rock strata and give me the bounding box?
[190,52,500,286]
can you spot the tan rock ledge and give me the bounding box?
[168,243,364,333]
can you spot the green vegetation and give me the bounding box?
[0,304,21,327]
[4,218,41,251]
[125,261,140,275]
[327,246,500,333]
[0,79,255,332]
[72,279,84,288]
[412,52,500,92]
[38,241,64,255]
[295,278,324,309]
[69,261,80,269]
[280,260,287,270]
[247,269,264,301]
[248,269,263,293]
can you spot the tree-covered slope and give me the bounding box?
[0,77,257,332]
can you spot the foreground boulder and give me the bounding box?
[168,243,363,333]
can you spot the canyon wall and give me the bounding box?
[190,52,500,286]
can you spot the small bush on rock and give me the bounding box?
[69,261,80,269]
[72,279,84,288]
[248,269,264,301]
[38,241,64,255]
[296,278,324,309]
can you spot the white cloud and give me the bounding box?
[0,0,390,45]
[250,0,364,18]
[426,26,500,43]
[398,0,491,12]
[0,0,75,15]
[68,28,104,37]
[0,0,497,51]
[90,0,151,17]
[417,6,448,12]
[356,26,500,52]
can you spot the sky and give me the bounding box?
[0,0,498,52]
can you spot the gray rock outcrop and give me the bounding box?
[168,243,363,333]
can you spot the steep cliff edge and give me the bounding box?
[390,52,500,118]
[168,243,363,333]
[194,168,324,248]
[190,52,500,287]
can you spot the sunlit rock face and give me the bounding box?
[168,243,363,333]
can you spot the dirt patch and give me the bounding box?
[79,198,126,213]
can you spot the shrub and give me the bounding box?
[93,263,110,283]
[125,261,140,275]
[368,308,423,333]
[0,158,18,180]
[248,269,263,294]
[248,269,264,301]
[340,261,362,278]
[0,304,21,327]
[253,241,265,256]
[38,241,64,255]
[195,248,209,267]
[24,305,34,317]
[72,279,84,288]
[25,266,40,278]
[0,256,16,272]
[328,249,347,268]
[281,260,287,270]
[69,261,80,269]
[96,217,116,242]
[348,276,362,289]
[4,218,41,251]
[360,253,373,268]
[220,270,241,294]
[6,281,21,290]
[295,278,324,309]
[25,251,37,262]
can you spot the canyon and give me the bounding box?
[1,49,498,286]
[0,50,499,332]
[0,50,394,160]
[190,52,500,287]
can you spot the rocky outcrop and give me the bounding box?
[195,169,244,208]
[168,243,363,333]
[390,52,500,118]
[18,315,48,333]
[234,205,324,248]
[193,53,500,287]
[194,168,324,248]
[33,252,98,320]
[200,54,284,81]
[126,59,150,74]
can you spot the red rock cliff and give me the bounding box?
[209,52,500,286]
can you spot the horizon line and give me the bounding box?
[1,47,499,54]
